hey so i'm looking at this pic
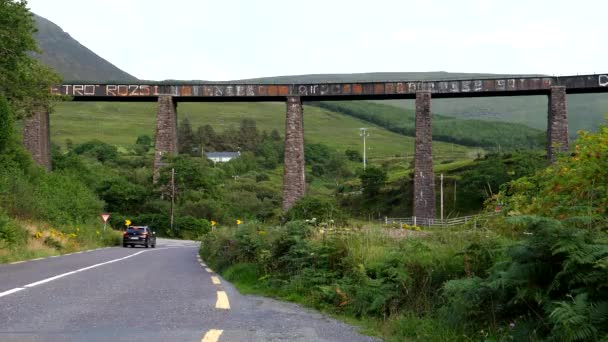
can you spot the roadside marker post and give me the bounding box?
[100,213,111,232]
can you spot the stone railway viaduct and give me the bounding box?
[23,74,608,218]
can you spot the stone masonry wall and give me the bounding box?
[282,96,306,211]
[547,86,569,163]
[153,96,178,183]
[23,109,51,170]
[413,91,436,219]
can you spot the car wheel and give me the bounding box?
[152,242,156,248]
[122,244,127,248]
[145,240,149,248]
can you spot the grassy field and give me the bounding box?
[379,93,608,136]
[50,101,479,162]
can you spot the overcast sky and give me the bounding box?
[26,0,607,81]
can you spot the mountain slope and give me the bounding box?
[312,101,544,150]
[33,14,137,82]
[50,101,478,163]
[378,94,608,136]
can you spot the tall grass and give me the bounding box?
[200,219,513,339]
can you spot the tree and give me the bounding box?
[0,0,60,117]
[178,118,197,156]
[72,140,119,163]
[198,124,218,151]
[345,148,362,162]
[360,166,387,197]
[0,95,13,153]
[238,118,260,152]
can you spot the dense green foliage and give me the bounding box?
[313,101,545,150]
[500,124,608,220]
[442,216,608,340]
[199,125,608,340]
[0,0,60,117]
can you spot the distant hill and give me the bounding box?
[32,14,137,82]
[378,94,608,136]
[227,72,543,83]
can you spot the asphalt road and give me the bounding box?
[0,239,378,342]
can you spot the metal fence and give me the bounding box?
[384,213,496,228]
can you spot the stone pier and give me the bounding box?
[547,86,569,163]
[153,96,178,183]
[413,91,436,219]
[282,96,306,211]
[23,109,51,170]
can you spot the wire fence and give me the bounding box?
[384,212,497,228]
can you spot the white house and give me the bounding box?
[206,151,241,163]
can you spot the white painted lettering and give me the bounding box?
[225,86,234,96]
[106,85,117,96]
[129,85,139,96]
[73,85,84,95]
[473,80,483,91]
[84,85,96,95]
[450,82,459,92]
[140,85,151,96]
[320,84,329,95]
[508,79,516,90]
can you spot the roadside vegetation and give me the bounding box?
[200,124,608,341]
[0,1,120,263]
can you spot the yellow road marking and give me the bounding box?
[216,291,230,309]
[205,267,213,273]
[211,276,221,285]
[201,329,223,342]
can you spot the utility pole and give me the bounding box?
[170,167,175,236]
[440,174,444,221]
[360,128,369,170]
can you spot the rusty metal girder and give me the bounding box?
[52,74,608,100]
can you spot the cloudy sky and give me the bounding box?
[26,0,607,81]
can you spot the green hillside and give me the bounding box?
[50,101,479,162]
[313,101,544,150]
[379,93,608,136]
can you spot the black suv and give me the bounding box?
[123,226,156,248]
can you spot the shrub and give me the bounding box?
[0,214,26,247]
[285,196,346,224]
[174,215,211,240]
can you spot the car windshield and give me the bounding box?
[127,227,146,233]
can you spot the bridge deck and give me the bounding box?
[53,74,608,101]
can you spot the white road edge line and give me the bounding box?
[23,250,152,288]
[201,329,223,342]
[205,267,213,273]
[211,276,221,285]
[216,291,230,309]
[9,261,25,265]
[0,288,25,298]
